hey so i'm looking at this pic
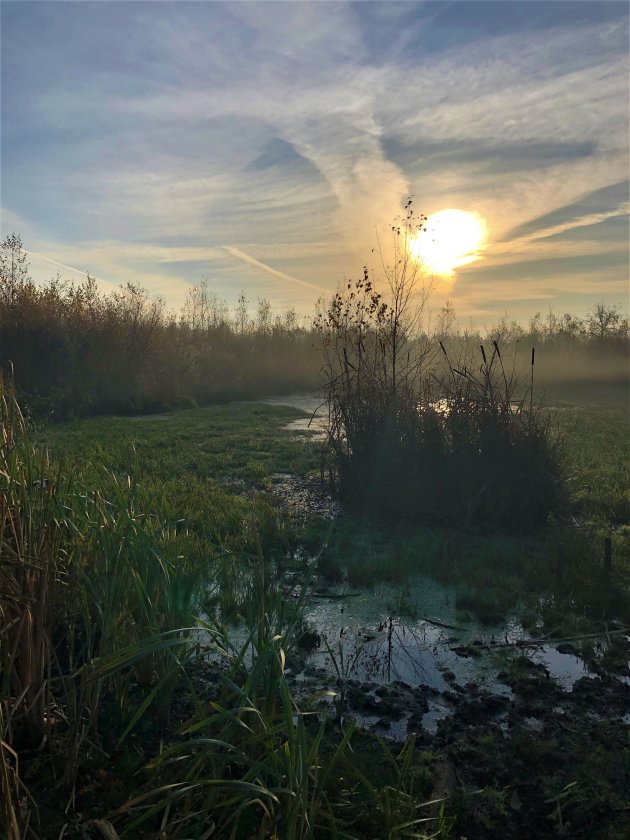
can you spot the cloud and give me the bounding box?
[2,3,628,320]
[23,250,120,293]
[522,205,630,242]
[475,204,629,268]
[221,246,330,296]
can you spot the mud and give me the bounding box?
[287,632,630,838]
[268,472,342,520]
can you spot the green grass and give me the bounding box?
[38,384,629,634]
[38,402,319,484]
[544,382,629,524]
[38,403,321,565]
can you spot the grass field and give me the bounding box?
[7,382,625,838]
[38,401,319,488]
[543,381,629,524]
[40,382,629,526]
[38,402,319,568]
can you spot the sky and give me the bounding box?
[1,1,628,325]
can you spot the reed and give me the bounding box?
[0,378,198,833]
[318,273,565,529]
[114,570,356,839]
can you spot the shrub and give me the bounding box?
[316,211,565,531]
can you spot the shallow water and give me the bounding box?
[284,416,328,438]
[296,575,590,696]
[255,392,325,416]
[249,393,616,733]
[288,576,610,739]
[256,393,328,439]
[257,393,525,436]
[532,645,589,690]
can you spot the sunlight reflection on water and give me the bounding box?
[256,393,523,439]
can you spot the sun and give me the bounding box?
[409,209,487,276]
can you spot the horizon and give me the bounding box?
[1,1,628,326]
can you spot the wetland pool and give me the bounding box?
[245,393,628,739]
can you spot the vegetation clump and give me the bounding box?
[316,208,566,530]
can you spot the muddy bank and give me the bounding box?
[288,631,630,838]
[269,472,342,520]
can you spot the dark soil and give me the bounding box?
[292,621,630,838]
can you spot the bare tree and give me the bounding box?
[234,292,250,336]
[0,234,30,305]
[256,297,272,335]
[586,302,623,340]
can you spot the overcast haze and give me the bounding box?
[1,1,628,323]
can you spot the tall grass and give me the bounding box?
[0,381,448,838]
[425,339,565,528]
[126,585,356,839]
[0,379,198,834]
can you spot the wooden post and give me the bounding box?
[555,543,565,588]
[604,537,612,574]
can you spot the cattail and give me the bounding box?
[480,345,487,364]
[531,348,535,367]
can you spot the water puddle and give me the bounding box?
[199,572,628,739]
[532,645,589,690]
[269,473,341,519]
[354,714,409,741]
[284,416,327,439]
[422,697,455,733]
[256,393,525,439]
[280,575,605,736]
[247,393,328,439]
[300,576,527,689]
[255,393,325,415]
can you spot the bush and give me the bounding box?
[316,210,565,531]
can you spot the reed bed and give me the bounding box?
[0,379,198,835]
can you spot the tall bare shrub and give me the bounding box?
[317,207,565,530]
[316,203,433,503]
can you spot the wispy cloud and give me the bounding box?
[1,2,627,320]
[476,203,629,268]
[221,246,330,296]
[23,250,120,293]
[523,205,630,242]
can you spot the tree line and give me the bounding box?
[0,233,627,420]
[0,235,321,418]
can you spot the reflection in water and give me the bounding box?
[300,576,594,696]
[284,416,327,439]
[255,393,523,439]
[253,393,328,438]
[533,645,589,691]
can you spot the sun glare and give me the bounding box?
[409,209,487,277]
